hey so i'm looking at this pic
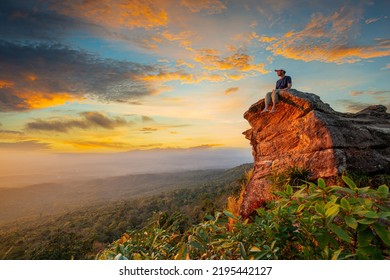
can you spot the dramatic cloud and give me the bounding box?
[25,112,130,133]
[0,0,86,41]
[0,41,156,111]
[266,6,390,63]
[224,87,239,95]
[48,0,168,30]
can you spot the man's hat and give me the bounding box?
[275,69,286,74]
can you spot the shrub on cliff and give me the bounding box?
[98,176,389,260]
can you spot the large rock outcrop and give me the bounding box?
[240,89,390,218]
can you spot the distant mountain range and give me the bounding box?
[0,147,252,188]
[0,163,252,226]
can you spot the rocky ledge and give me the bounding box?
[240,89,390,218]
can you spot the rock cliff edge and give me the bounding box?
[240,89,390,218]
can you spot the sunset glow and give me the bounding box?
[0,0,389,154]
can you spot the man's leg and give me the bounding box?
[270,89,280,112]
[262,91,272,112]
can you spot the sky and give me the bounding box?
[0,0,389,162]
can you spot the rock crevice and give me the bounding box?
[240,89,390,218]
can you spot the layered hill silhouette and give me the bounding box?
[241,89,390,218]
[0,166,251,225]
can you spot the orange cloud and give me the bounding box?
[194,49,268,74]
[14,91,84,110]
[224,87,239,95]
[138,70,225,84]
[50,0,168,30]
[63,140,132,150]
[266,6,390,64]
[274,44,390,64]
[0,80,14,88]
[259,35,278,42]
[224,73,244,80]
[176,59,195,68]
[180,0,226,14]
[26,74,38,81]
[160,30,196,49]
[139,70,195,83]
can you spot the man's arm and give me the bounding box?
[286,76,292,89]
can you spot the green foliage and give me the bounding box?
[268,166,311,187]
[99,176,389,260]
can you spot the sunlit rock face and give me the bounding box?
[240,89,390,218]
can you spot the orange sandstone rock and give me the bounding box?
[240,89,390,218]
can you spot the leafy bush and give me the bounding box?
[268,166,311,187]
[98,176,389,260]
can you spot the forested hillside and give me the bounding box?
[0,165,251,225]
[0,164,252,259]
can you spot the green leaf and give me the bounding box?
[315,203,325,216]
[204,214,214,220]
[357,218,376,225]
[286,185,293,196]
[345,216,358,229]
[176,244,188,260]
[378,212,390,219]
[372,223,390,246]
[358,229,373,247]
[223,210,236,220]
[342,176,357,190]
[331,248,343,260]
[363,211,379,219]
[340,198,351,212]
[357,246,383,260]
[239,242,248,260]
[292,187,307,198]
[317,232,330,249]
[361,198,373,208]
[189,241,204,251]
[318,178,326,190]
[332,186,355,195]
[297,204,305,213]
[377,185,389,198]
[325,205,340,218]
[328,223,351,243]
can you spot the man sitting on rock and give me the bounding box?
[262,69,292,113]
